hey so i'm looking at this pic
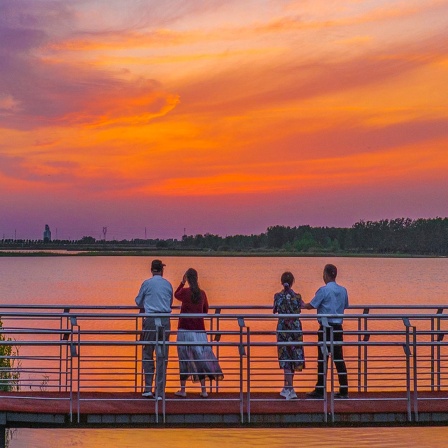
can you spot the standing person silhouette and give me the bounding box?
[273,271,305,400]
[135,259,173,399]
[303,264,349,399]
[174,268,223,398]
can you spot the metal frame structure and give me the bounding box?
[0,304,447,427]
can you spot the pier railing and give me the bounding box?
[0,304,447,423]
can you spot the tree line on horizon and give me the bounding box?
[2,217,447,256]
[181,217,448,255]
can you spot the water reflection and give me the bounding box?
[9,427,448,448]
[1,256,448,307]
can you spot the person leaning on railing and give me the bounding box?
[135,259,173,400]
[273,271,305,400]
[173,268,224,398]
[302,263,349,399]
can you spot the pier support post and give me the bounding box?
[0,426,6,448]
[0,411,6,448]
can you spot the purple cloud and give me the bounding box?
[0,1,175,130]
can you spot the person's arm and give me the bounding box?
[135,282,145,311]
[169,284,174,308]
[302,302,315,310]
[203,291,209,314]
[302,286,324,310]
[174,281,186,300]
[273,293,278,314]
[174,272,188,300]
[293,293,303,313]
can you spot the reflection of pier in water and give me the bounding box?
[0,304,447,445]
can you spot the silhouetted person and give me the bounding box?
[303,264,349,399]
[135,259,173,399]
[273,271,305,400]
[174,268,223,398]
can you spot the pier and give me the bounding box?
[0,305,447,445]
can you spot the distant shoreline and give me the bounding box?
[3,218,448,257]
[0,249,441,258]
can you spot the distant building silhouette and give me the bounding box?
[43,224,52,242]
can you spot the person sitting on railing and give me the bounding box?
[303,263,349,399]
[273,271,305,400]
[135,259,173,400]
[174,268,224,398]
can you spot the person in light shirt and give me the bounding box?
[135,259,173,399]
[303,263,349,399]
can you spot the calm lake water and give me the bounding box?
[9,427,448,448]
[1,255,447,307]
[1,255,447,448]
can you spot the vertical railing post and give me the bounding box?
[237,317,246,424]
[154,317,162,424]
[430,314,435,392]
[60,308,70,393]
[161,324,167,424]
[362,308,370,392]
[213,309,222,393]
[403,317,412,422]
[246,326,251,424]
[66,313,73,422]
[320,317,330,423]
[412,325,418,422]
[68,314,79,423]
[329,323,335,423]
[134,314,140,393]
[436,309,443,391]
[357,312,362,392]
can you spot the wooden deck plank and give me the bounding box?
[1,391,447,426]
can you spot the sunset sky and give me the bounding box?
[1,0,448,240]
